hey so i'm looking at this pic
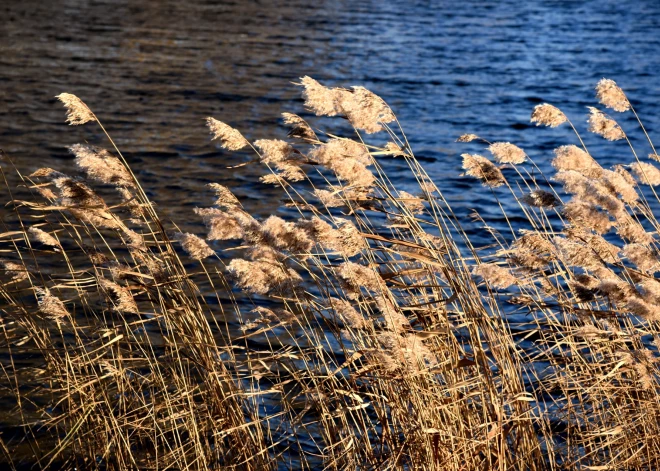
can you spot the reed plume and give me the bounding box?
[206,117,249,150]
[531,103,567,127]
[56,93,96,125]
[595,78,631,112]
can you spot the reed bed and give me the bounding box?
[0,77,659,470]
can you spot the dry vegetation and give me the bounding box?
[0,77,659,470]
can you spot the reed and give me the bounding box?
[0,77,658,471]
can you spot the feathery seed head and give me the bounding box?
[300,76,343,116]
[1,260,29,282]
[488,142,527,164]
[174,232,215,260]
[587,107,625,141]
[615,213,654,244]
[282,112,318,141]
[206,118,249,151]
[194,207,243,240]
[456,134,480,143]
[261,216,314,255]
[520,190,560,208]
[603,168,638,203]
[398,191,425,214]
[70,144,134,188]
[337,262,384,299]
[623,244,660,274]
[208,183,240,208]
[28,226,61,248]
[328,298,370,329]
[99,278,138,314]
[531,103,567,128]
[341,86,396,134]
[310,138,372,167]
[227,258,301,295]
[35,288,70,321]
[254,139,296,164]
[595,78,630,112]
[461,154,505,187]
[473,263,517,289]
[552,145,602,178]
[56,93,96,125]
[563,200,613,234]
[630,162,660,186]
[314,189,344,208]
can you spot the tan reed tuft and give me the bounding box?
[531,103,567,127]
[587,106,626,140]
[595,78,631,112]
[461,153,506,187]
[206,117,249,150]
[488,141,527,164]
[56,93,96,125]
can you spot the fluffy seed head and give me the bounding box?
[630,162,660,186]
[208,183,240,208]
[254,139,295,164]
[563,200,613,234]
[488,142,527,164]
[329,298,370,329]
[194,207,244,240]
[174,232,215,260]
[28,226,61,248]
[626,297,660,322]
[1,260,29,282]
[337,262,384,299]
[341,86,396,134]
[299,77,395,133]
[310,138,372,167]
[473,263,517,289]
[623,244,660,274]
[456,134,480,143]
[603,168,638,203]
[314,189,344,208]
[206,118,249,151]
[552,145,602,178]
[70,144,134,188]
[595,78,630,112]
[261,216,314,255]
[519,190,560,208]
[282,112,318,141]
[385,142,406,156]
[615,213,653,244]
[531,103,567,127]
[298,217,364,257]
[330,158,376,188]
[462,154,505,187]
[553,237,603,269]
[56,93,96,125]
[99,278,138,314]
[566,228,619,264]
[587,107,625,141]
[35,288,70,321]
[398,191,425,214]
[227,258,301,295]
[300,76,343,116]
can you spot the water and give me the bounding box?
[2,0,659,231]
[1,0,660,465]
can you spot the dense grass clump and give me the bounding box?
[1,77,659,470]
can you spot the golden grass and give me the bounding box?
[0,77,659,470]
